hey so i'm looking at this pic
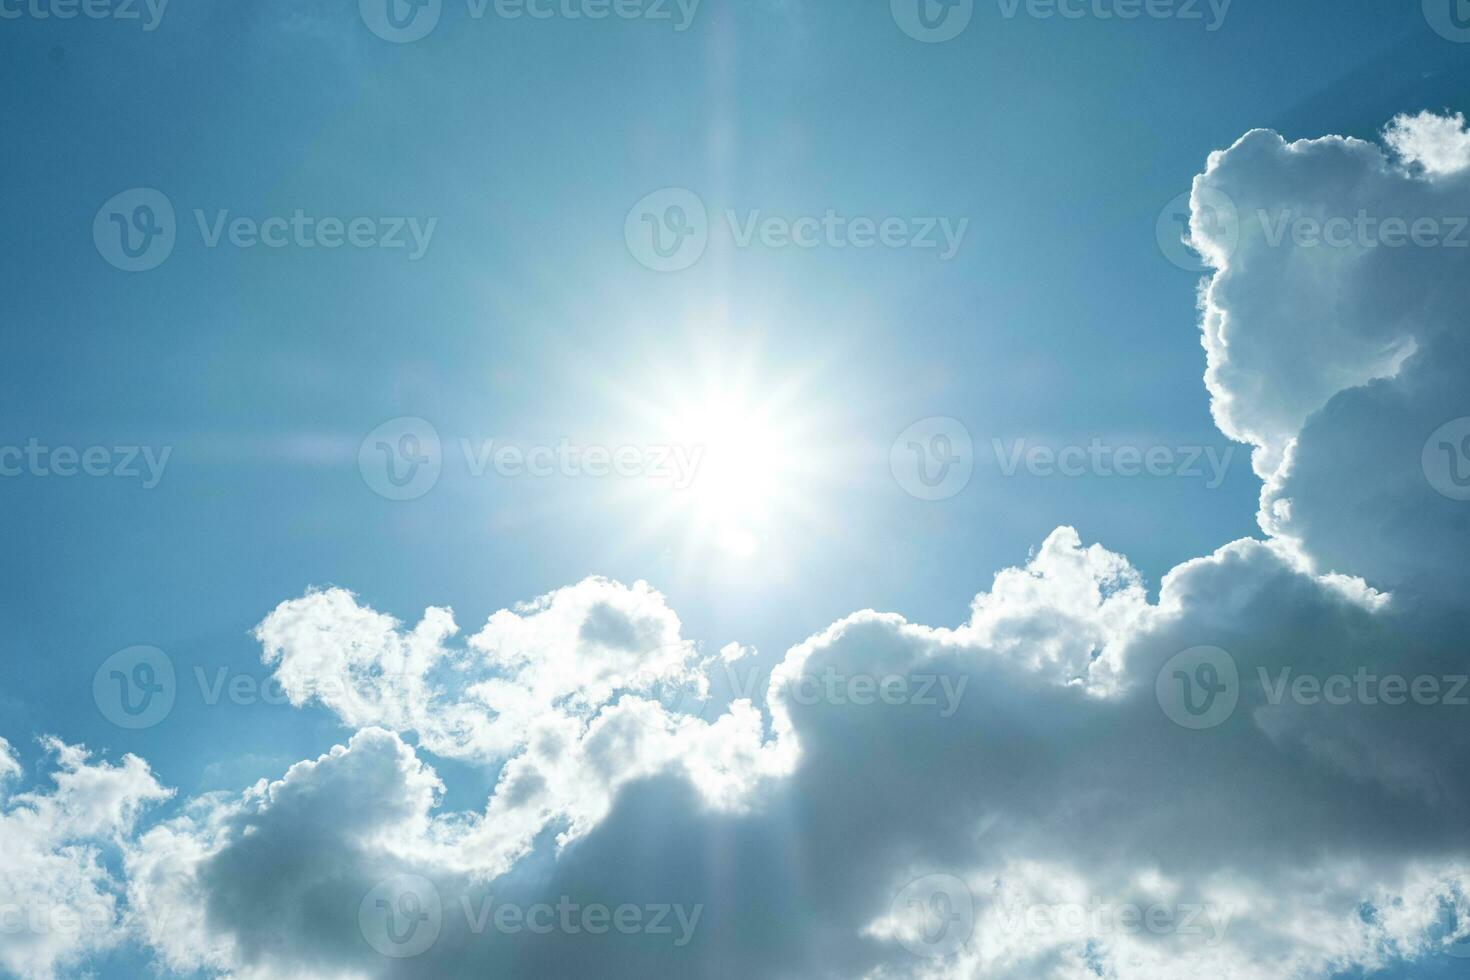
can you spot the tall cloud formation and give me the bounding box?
[16,112,1470,979]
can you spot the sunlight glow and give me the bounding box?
[593,337,841,573]
[662,387,799,558]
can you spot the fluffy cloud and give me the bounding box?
[24,111,1470,980]
[253,577,712,764]
[249,577,778,884]
[1190,112,1470,602]
[121,523,1470,979]
[0,738,171,980]
[954,524,1150,689]
[1384,110,1470,177]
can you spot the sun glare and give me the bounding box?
[663,388,798,557]
[598,344,834,569]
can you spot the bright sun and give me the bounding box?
[601,345,832,567]
[662,390,796,558]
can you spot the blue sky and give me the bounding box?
[4,1,1470,978]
